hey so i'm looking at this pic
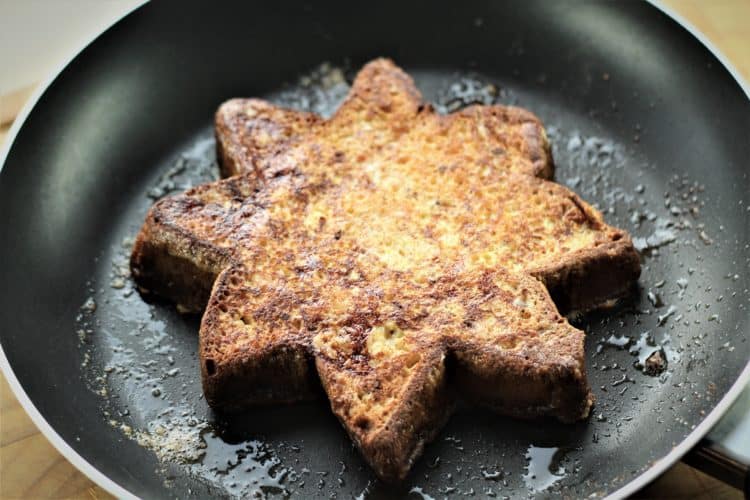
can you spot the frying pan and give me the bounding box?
[1,1,749,498]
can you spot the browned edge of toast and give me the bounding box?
[130,206,232,313]
[215,98,321,178]
[316,347,453,481]
[198,267,322,408]
[452,342,592,424]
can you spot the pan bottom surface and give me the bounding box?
[75,63,748,498]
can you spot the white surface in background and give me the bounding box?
[0,0,143,94]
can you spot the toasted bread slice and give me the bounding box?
[131,58,640,482]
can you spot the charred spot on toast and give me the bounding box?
[204,358,216,376]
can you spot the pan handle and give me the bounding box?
[684,440,749,495]
[683,385,750,496]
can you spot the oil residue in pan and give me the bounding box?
[522,446,567,493]
[77,63,748,498]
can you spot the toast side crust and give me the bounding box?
[533,238,641,314]
[447,272,593,423]
[200,268,321,409]
[452,344,592,423]
[527,189,641,313]
[130,208,232,313]
[215,98,321,178]
[315,344,451,482]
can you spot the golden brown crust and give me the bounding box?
[130,58,640,482]
[200,268,321,408]
[446,272,593,424]
[215,98,321,178]
[316,344,451,481]
[532,238,641,314]
[130,204,232,313]
[524,190,641,313]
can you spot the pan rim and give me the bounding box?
[0,2,748,498]
[0,344,137,500]
[611,363,750,499]
[608,2,750,497]
[0,4,146,498]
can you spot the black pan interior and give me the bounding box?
[0,1,748,498]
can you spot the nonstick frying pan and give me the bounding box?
[1,1,749,498]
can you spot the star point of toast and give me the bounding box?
[131,58,640,482]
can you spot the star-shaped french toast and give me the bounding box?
[131,59,640,481]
